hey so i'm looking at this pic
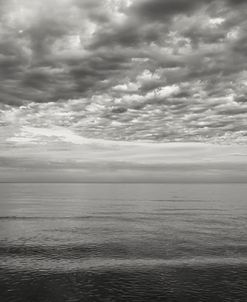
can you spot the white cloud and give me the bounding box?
[137,69,161,83]
[113,81,140,92]
[209,17,225,27]
[7,126,87,145]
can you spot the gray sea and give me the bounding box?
[0,183,247,301]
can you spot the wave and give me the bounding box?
[1,255,247,273]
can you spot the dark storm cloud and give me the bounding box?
[131,0,213,20]
[234,96,247,104]
[227,0,246,5]
[131,0,247,22]
[88,20,166,50]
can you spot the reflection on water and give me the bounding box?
[0,183,247,301]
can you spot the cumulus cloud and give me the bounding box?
[0,0,247,145]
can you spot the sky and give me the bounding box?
[0,0,247,182]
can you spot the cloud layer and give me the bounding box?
[0,0,247,144]
[1,135,247,182]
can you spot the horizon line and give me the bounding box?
[0,181,247,184]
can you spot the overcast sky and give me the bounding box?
[0,0,247,182]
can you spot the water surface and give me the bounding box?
[0,183,247,301]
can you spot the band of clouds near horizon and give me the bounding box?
[0,0,247,181]
[1,129,247,182]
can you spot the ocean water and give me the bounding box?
[0,183,247,302]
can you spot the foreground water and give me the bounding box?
[0,183,247,301]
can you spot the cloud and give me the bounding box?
[1,137,247,182]
[0,0,246,146]
[130,0,214,21]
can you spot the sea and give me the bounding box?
[0,183,247,302]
